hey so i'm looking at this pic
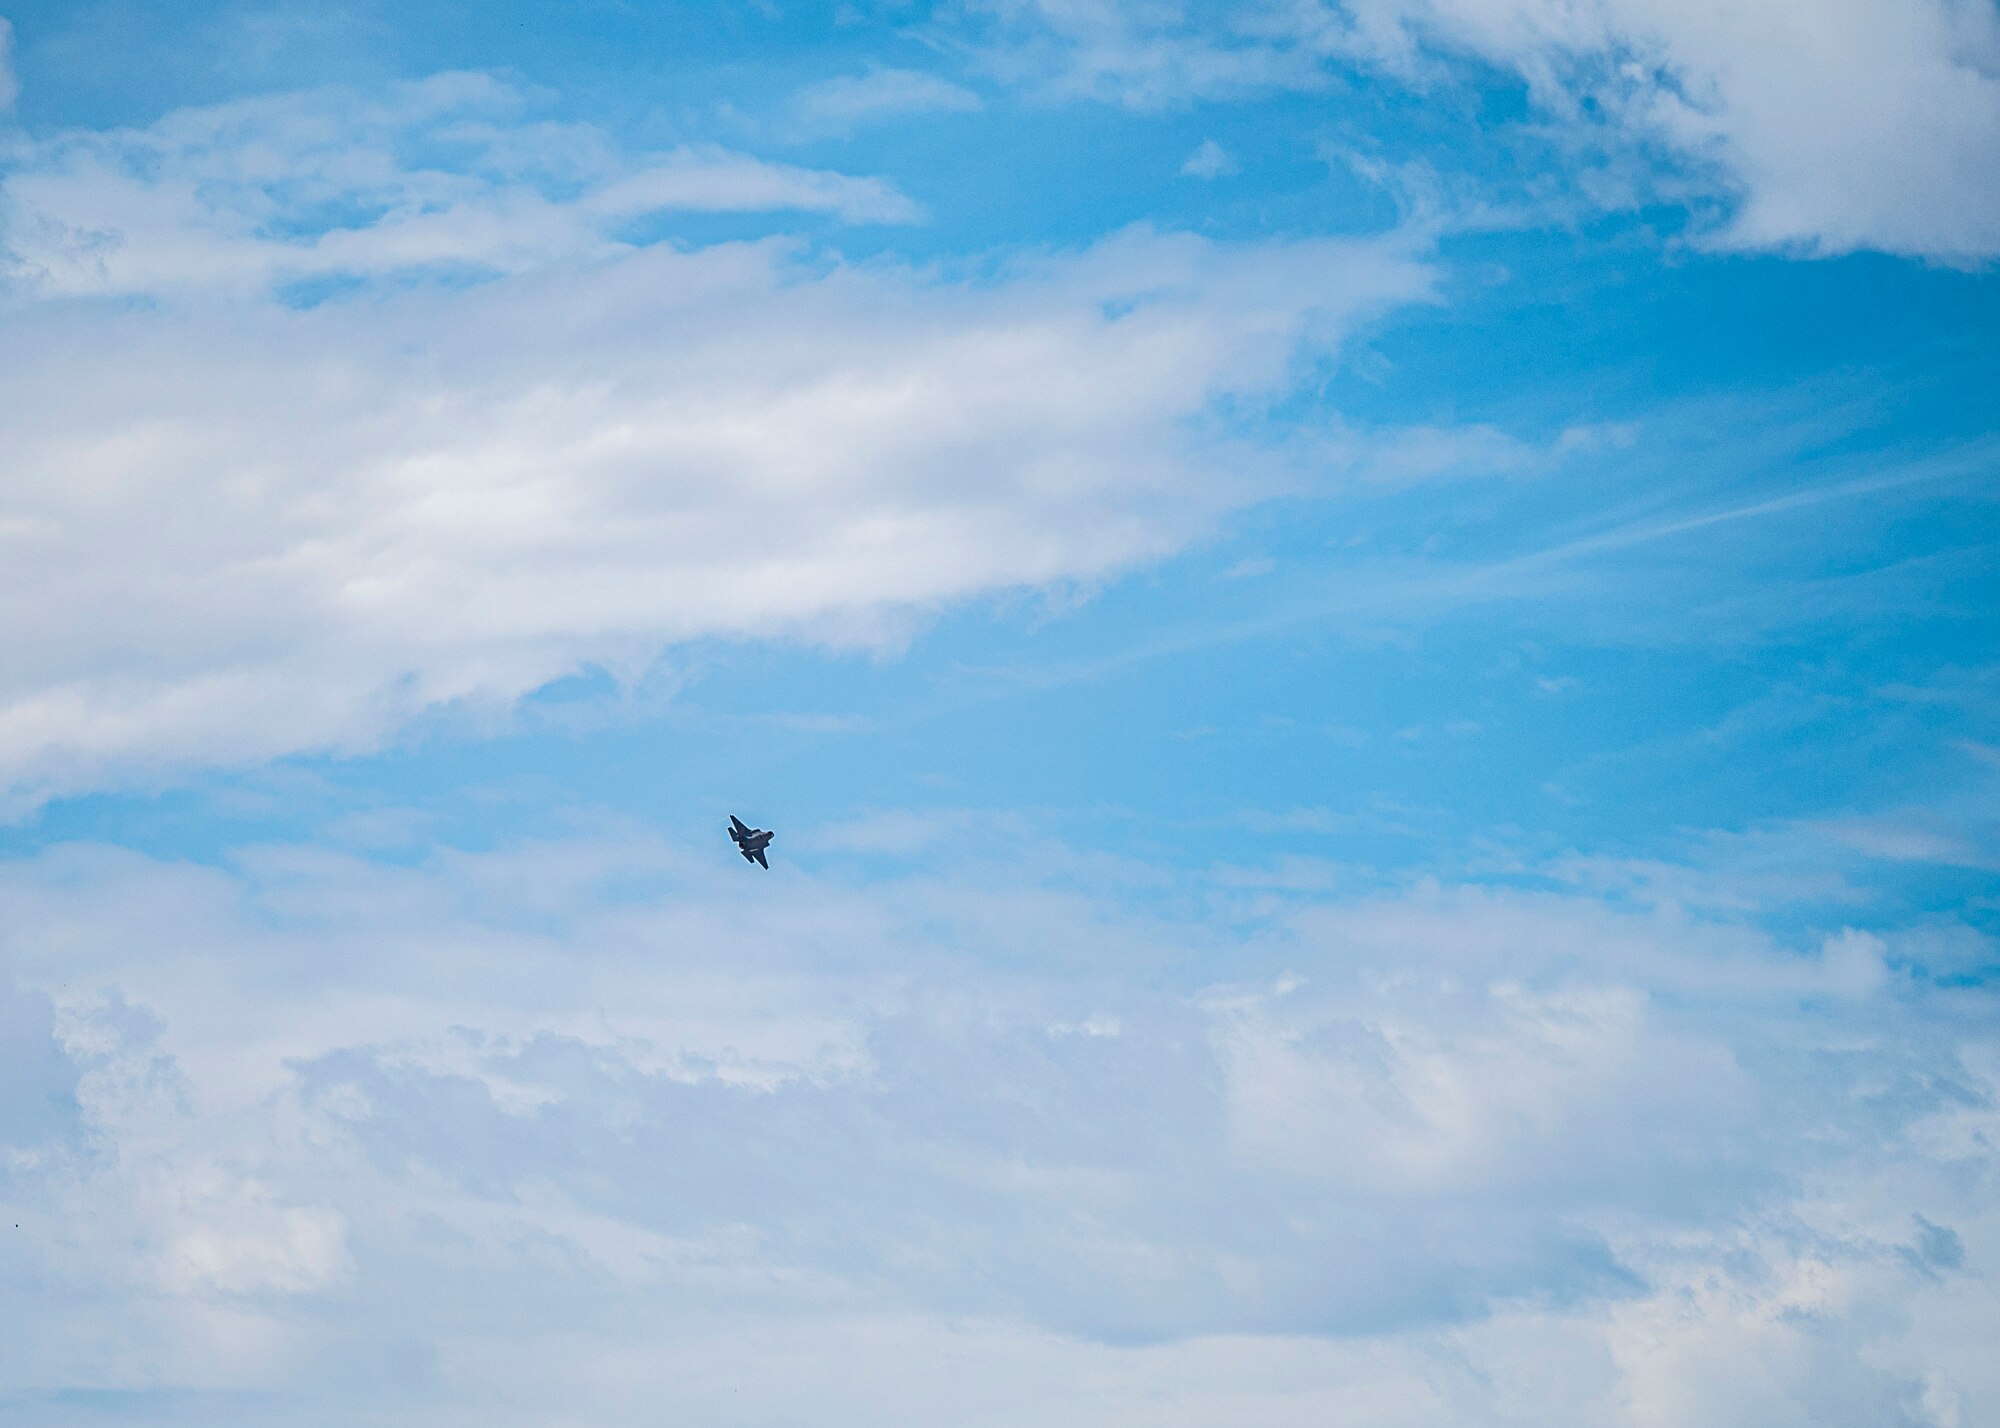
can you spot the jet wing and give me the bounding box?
[750,848,769,869]
[729,815,751,838]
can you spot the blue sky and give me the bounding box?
[1,2,1997,1424]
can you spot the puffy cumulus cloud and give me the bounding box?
[1340,0,2000,259]
[0,78,1435,805]
[0,825,1994,1423]
[967,0,2000,259]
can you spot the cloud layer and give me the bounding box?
[0,77,1434,802]
[1,28,1991,1427]
[0,825,1993,1424]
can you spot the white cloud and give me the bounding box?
[1181,137,1238,177]
[971,0,1328,106]
[1315,418,1637,487]
[1340,0,2000,259]
[0,78,1435,804]
[584,143,923,224]
[0,74,920,302]
[0,827,1994,1422]
[147,1168,351,1299]
[972,0,2000,259]
[1818,817,1994,869]
[793,67,985,132]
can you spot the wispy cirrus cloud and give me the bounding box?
[792,66,984,134]
[0,73,919,301]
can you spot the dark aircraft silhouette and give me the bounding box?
[729,815,774,869]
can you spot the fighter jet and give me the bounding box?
[728,815,774,869]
